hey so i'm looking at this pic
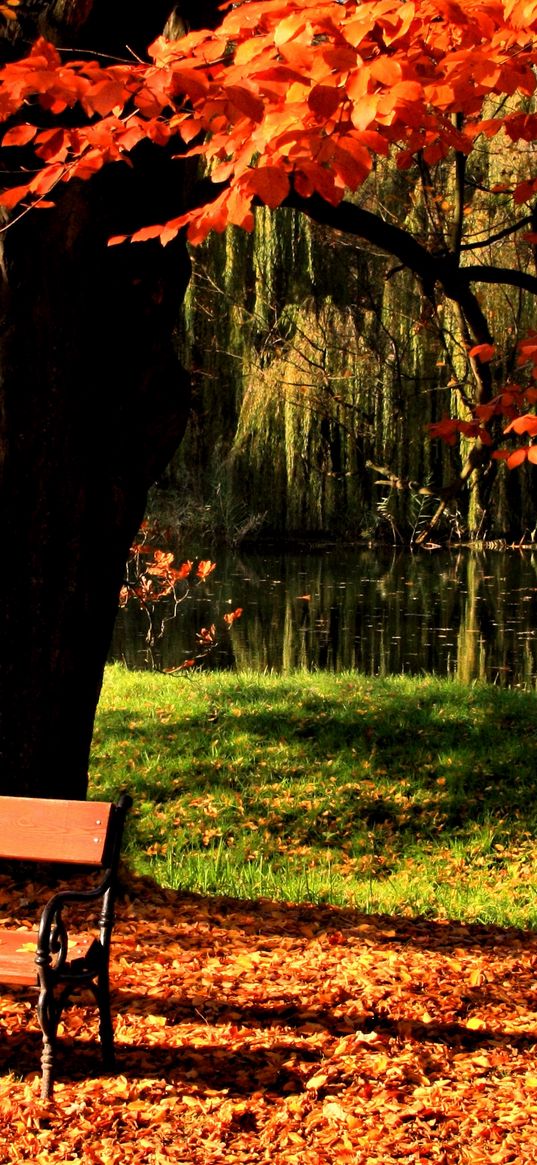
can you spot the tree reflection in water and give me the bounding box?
[111,548,537,688]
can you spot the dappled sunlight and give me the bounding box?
[0,873,536,1162]
[92,670,537,923]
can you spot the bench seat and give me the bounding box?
[0,929,96,986]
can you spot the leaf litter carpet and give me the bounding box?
[0,873,536,1163]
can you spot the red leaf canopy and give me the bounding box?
[1,0,537,244]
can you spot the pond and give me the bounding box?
[110,546,537,688]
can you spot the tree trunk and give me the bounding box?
[0,0,218,796]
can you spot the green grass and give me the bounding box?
[91,664,537,927]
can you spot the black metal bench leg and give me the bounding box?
[95,971,116,1071]
[37,988,58,1100]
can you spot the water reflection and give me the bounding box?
[110,548,537,688]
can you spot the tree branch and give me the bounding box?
[283,191,443,288]
[458,265,537,294]
[283,191,537,299]
[460,214,532,252]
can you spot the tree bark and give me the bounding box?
[0,0,219,796]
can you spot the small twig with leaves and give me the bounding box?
[120,523,242,669]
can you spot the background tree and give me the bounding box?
[171,187,537,545]
[2,0,537,796]
[170,214,458,545]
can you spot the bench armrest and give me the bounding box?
[36,871,120,980]
[36,792,131,979]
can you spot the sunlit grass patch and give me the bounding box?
[91,665,537,926]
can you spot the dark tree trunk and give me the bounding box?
[0,0,219,796]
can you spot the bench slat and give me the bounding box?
[0,798,113,864]
[0,929,94,985]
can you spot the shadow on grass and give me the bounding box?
[95,680,537,853]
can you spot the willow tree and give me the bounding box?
[2,0,537,795]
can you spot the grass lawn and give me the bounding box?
[91,665,537,928]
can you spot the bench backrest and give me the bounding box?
[0,797,117,865]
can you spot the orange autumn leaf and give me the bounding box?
[121,528,234,670]
[2,0,537,509]
[468,343,496,363]
[225,84,264,122]
[196,559,216,581]
[145,550,175,577]
[369,56,404,86]
[492,446,537,468]
[223,607,243,626]
[308,84,343,118]
[0,180,34,208]
[428,417,492,446]
[196,623,216,643]
[245,166,290,208]
[130,223,167,243]
[175,560,193,580]
[2,123,36,146]
[164,658,195,671]
[504,414,537,436]
[2,0,537,248]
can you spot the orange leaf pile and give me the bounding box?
[3,0,537,244]
[0,872,537,1163]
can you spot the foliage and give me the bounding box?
[3,0,537,535]
[1,0,536,236]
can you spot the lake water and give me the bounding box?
[110,547,537,688]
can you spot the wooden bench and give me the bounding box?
[0,793,131,1098]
